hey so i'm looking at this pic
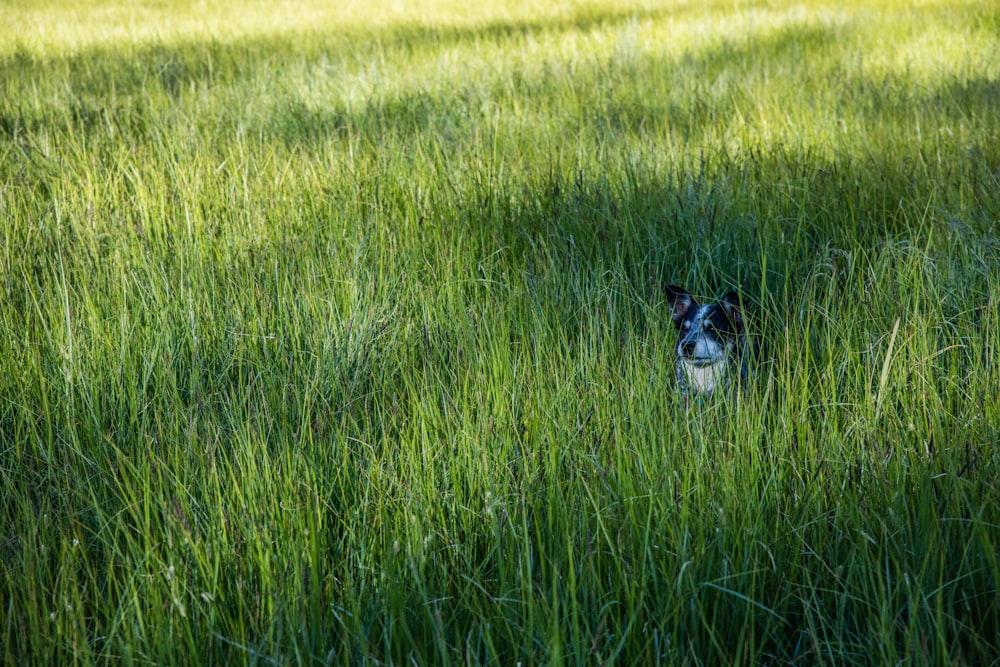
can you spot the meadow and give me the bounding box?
[1,0,999,663]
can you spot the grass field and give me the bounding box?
[2,0,999,663]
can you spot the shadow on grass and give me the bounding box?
[1,4,997,290]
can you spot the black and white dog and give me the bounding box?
[664,284,751,399]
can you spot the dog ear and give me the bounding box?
[664,284,694,327]
[720,291,744,331]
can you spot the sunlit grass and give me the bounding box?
[1,0,998,664]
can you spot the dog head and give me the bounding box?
[664,285,744,367]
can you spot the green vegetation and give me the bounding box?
[2,0,998,663]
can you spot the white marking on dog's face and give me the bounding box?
[678,357,729,395]
[677,305,728,365]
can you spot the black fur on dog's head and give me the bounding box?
[664,285,745,396]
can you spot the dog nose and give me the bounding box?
[681,341,697,356]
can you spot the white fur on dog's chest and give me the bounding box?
[678,359,729,395]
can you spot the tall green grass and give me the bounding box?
[2,0,998,663]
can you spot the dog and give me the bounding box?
[663,284,750,399]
